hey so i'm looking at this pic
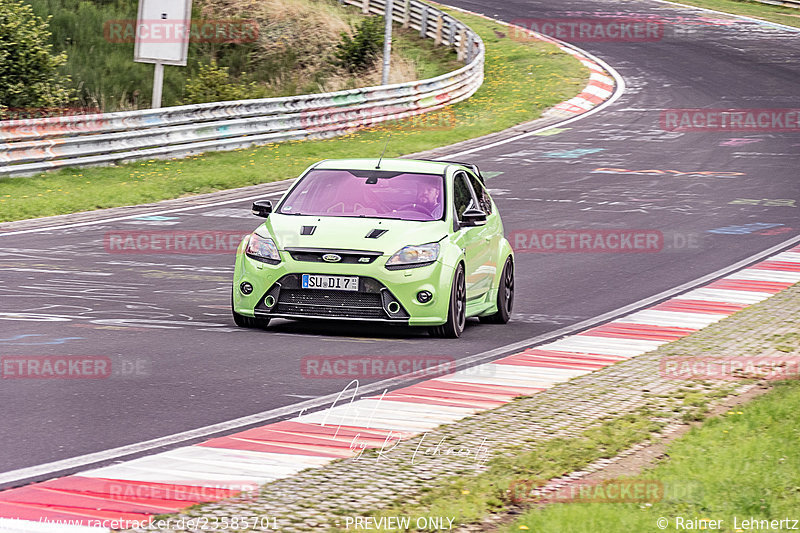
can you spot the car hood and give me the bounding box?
[259,214,448,255]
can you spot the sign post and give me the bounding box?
[152,62,165,108]
[134,0,192,109]
[381,0,393,85]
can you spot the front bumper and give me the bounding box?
[232,246,453,326]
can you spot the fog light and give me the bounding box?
[240,282,254,295]
[417,290,432,303]
[265,295,276,308]
[387,301,401,314]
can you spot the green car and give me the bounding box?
[232,158,514,338]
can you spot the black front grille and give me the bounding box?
[277,289,385,318]
[255,274,409,321]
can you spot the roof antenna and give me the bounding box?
[376,136,390,169]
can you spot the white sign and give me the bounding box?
[134,0,192,66]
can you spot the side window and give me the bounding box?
[467,173,493,215]
[453,173,474,221]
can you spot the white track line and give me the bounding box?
[614,310,728,329]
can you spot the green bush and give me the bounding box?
[0,0,72,109]
[335,16,384,72]
[184,60,266,104]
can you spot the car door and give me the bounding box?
[451,171,491,302]
[466,171,502,294]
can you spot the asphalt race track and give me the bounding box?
[0,0,798,485]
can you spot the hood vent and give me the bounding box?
[366,229,388,239]
[301,226,317,236]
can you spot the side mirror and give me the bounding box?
[461,206,487,227]
[252,200,273,218]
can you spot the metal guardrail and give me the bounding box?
[0,0,484,177]
[752,0,800,8]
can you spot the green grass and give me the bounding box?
[507,380,800,533]
[326,412,664,532]
[657,0,800,29]
[391,25,464,81]
[0,9,588,222]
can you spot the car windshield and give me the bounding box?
[278,169,445,221]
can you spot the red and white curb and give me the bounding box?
[441,5,620,120]
[537,38,616,119]
[0,245,798,531]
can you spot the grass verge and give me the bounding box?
[508,379,800,533]
[657,0,800,29]
[0,9,588,222]
[335,412,666,533]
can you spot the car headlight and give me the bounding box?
[246,233,281,264]
[386,243,440,270]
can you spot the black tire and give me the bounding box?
[480,257,514,324]
[429,264,467,338]
[232,291,270,329]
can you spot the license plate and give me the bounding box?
[302,274,359,291]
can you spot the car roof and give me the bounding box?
[313,158,469,175]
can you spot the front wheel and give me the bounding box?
[480,257,514,324]
[232,310,270,329]
[429,264,466,338]
[232,291,270,329]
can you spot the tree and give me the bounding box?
[335,16,385,73]
[0,0,71,110]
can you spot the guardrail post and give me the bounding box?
[435,14,443,45]
[420,6,429,37]
[448,19,457,46]
[457,29,467,61]
[362,0,369,14]
[402,0,411,27]
[466,33,475,62]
